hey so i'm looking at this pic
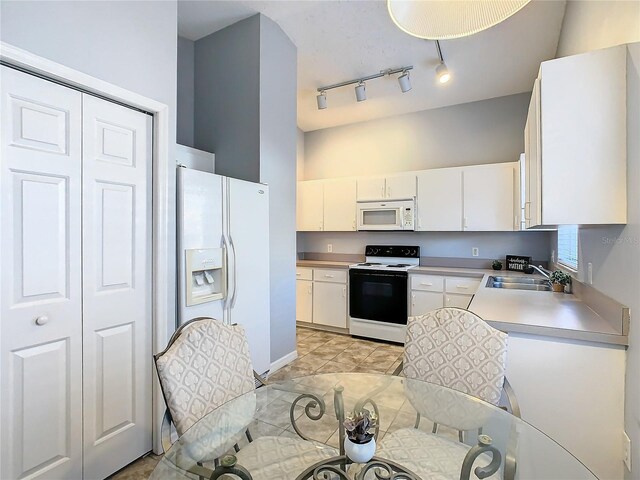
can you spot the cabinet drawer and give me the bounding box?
[445,293,473,309]
[296,267,313,281]
[445,276,481,294]
[314,268,347,283]
[410,274,444,292]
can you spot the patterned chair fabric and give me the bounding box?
[155,319,256,436]
[403,308,508,405]
[378,428,501,480]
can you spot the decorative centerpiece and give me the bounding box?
[550,270,571,293]
[343,409,377,463]
[491,260,503,271]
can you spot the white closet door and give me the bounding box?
[0,66,83,479]
[81,95,152,478]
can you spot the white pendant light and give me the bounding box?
[435,63,450,84]
[387,0,531,40]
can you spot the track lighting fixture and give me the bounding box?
[434,40,451,84]
[316,65,413,110]
[316,91,327,109]
[355,82,367,102]
[397,70,411,92]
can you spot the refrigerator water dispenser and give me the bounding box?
[185,248,225,306]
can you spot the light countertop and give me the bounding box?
[296,260,627,347]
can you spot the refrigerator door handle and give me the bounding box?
[229,234,239,308]
[222,234,234,311]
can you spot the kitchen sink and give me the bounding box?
[486,276,552,291]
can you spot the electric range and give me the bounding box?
[348,245,420,343]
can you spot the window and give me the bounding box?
[557,225,579,270]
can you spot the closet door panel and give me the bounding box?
[0,66,83,480]
[82,94,152,479]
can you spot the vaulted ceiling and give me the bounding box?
[178,1,566,132]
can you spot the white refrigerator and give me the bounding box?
[177,166,271,374]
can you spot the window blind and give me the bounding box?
[557,225,579,270]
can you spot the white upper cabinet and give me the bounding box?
[385,174,416,200]
[463,163,516,231]
[297,180,324,231]
[356,177,386,201]
[416,168,463,231]
[356,174,416,201]
[526,45,627,226]
[524,79,542,228]
[323,178,357,231]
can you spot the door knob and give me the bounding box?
[35,315,49,326]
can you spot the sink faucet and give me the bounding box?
[530,265,552,280]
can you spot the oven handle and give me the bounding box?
[349,270,408,279]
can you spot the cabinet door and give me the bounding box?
[416,169,462,231]
[356,177,386,201]
[444,293,473,309]
[410,291,443,316]
[463,164,515,231]
[324,178,357,231]
[385,174,416,200]
[313,282,347,328]
[524,79,542,228]
[297,180,324,231]
[296,280,313,323]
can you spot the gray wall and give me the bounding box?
[177,36,195,147]
[0,0,178,342]
[298,231,550,264]
[303,93,530,180]
[259,18,298,364]
[194,14,297,364]
[194,15,261,182]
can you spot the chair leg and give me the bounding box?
[414,413,421,429]
[245,428,253,443]
[432,422,439,434]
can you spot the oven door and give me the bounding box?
[349,269,408,325]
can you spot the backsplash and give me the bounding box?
[297,231,551,265]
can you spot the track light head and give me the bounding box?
[436,62,451,84]
[398,70,412,93]
[316,91,327,110]
[355,82,367,102]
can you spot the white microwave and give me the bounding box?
[357,200,415,231]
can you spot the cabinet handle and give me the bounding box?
[456,285,469,289]
[387,186,391,198]
[524,201,531,220]
[381,185,385,198]
[308,285,312,294]
[35,315,49,326]
[420,282,433,286]
[343,287,346,297]
[352,219,356,230]
[324,274,335,278]
[463,217,468,229]
[296,272,302,276]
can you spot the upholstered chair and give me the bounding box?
[380,308,519,480]
[154,317,336,479]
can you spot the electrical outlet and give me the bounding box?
[588,262,593,285]
[623,431,631,471]
[327,244,333,253]
[472,247,479,257]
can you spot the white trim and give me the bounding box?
[0,42,172,455]
[269,350,298,374]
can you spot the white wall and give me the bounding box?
[303,93,530,180]
[556,0,640,58]
[0,0,178,341]
[554,4,640,477]
[177,36,195,147]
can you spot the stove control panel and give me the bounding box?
[364,245,420,258]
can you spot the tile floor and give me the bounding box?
[110,327,404,479]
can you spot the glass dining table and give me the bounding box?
[150,373,597,480]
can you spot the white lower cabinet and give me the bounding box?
[296,280,313,323]
[410,273,480,315]
[444,293,473,309]
[313,282,348,329]
[296,267,348,329]
[411,291,444,316]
